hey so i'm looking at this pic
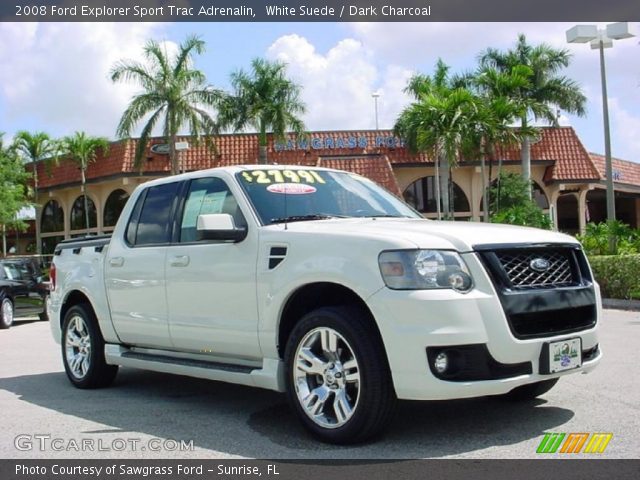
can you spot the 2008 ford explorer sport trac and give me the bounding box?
[48,165,601,443]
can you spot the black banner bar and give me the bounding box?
[3,0,640,22]
[2,460,640,480]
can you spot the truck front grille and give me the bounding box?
[476,244,596,339]
[496,249,574,289]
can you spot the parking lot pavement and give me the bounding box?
[0,310,638,459]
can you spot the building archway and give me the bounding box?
[70,195,97,231]
[41,200,64,233]
[479,179,550,212]
[103,189,130,230]
[557,193,579,234]
[403,175,471,219]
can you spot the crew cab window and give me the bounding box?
[127,182,180,246]
[180,177,246,243]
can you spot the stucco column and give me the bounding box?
[549,187,561,231]
[578,188,589,235]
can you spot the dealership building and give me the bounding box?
[7,126,640,255]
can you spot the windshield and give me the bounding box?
[236,168,421,225]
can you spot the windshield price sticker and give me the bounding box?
[241,169,325,184]
[267,183,317,195]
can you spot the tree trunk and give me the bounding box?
[81,167,90,235]
[481,154,489,223]
[33,161,42,255]
[448,165,454,219]
[521,118,532,199]
[170,134,178,175]
[434,151,441,220]
[258,121,268,164]
[258,145,268,165]
[439,153,450,220]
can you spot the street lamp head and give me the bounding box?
[606,22,637,40]
[371,92,380,99]
[566,25,598,43]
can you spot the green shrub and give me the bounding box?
[588,254,640,299]
[489,172,552,229]
[492,203,552,229]
[578,221,640,255]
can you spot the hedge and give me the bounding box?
[588,254,640,300]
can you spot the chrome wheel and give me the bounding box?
[65,315,92,379]
[293,327,361,429]
[1,299,13,328]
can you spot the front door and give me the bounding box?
[165,175,261,359]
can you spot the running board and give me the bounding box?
[104,344,285,392]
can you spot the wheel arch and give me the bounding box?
[60,290,96,328]
[277,282,385,360]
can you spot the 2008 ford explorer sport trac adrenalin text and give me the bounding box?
[48,165,601,443]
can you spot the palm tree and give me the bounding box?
[218,58,306,164]
[61,132,109,235]
[479,34,587,197]
[394,60,478,219]
[462,65,537,220]
[13,131,59,254]
[111,35,222,175]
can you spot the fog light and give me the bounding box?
[434,352,449,374]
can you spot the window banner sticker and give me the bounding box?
[241,169,325,184]
[266,183,317,195]
[200,191,227,214]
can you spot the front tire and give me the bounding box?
[503,378,559,401]
[0,297,14,329]
[284,306,396,444]
[62,303,118,389]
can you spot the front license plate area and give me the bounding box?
[540,338,582,374]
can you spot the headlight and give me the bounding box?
[378,250,474,292]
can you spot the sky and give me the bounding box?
[0,21,638,162]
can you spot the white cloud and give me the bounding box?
[267,34,412,131]
[0,22,165,140]
[609,98,640,161]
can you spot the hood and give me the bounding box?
[266,218,579,252]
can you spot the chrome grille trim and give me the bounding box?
[496,250,574,288]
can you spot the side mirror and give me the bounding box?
[196,214,247,242]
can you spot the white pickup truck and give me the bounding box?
[49,165,601,443]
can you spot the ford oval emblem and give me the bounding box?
[530,258,551,273]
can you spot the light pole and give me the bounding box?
[371,92,380,131]
[566,23,636,252]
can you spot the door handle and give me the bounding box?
[169,255,190,267]
[109,257,124,267]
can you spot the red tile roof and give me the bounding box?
[36,127,638,191]
[589,153,640,187]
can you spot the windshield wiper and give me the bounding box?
[270,214,341,224]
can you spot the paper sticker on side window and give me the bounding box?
[240,169,325,184]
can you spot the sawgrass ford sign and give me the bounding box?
[274,135,403,151]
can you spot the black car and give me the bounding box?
[0,258,49,329]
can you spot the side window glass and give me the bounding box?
[125,192,143,246]
[134,182,180,246]
[180,177,245,243]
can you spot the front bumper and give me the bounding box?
[365,252,602,401]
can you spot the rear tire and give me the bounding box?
[503,378,559,401]
[284,305,396,444]
[61,303,118,389]
[0,297,14,329]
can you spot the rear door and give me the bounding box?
[105,181,181,349]
[164,175,261,359]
